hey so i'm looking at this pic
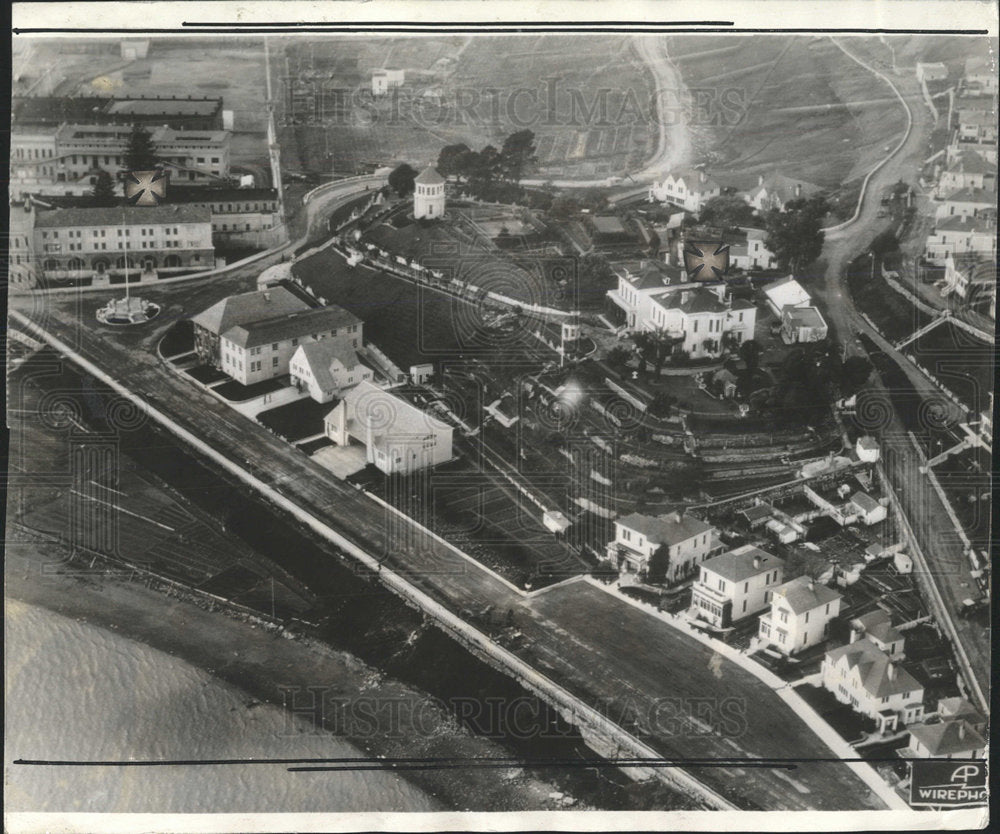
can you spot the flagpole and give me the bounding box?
[122,205,130,300]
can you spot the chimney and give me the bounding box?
[959,722,967,740]
[808,578,815,592]
[758,174,764,186]
[263,291,271,301]
[850,626,862,644]
[887,662,896,681]
[700,170,707,183]
[795,183,802,197]
[753,555,761,569]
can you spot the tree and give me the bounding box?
[606,346,632,372]
[649,390,676,418]
[739,338,762,374]
[437,143,471,180]
[578,253,614,308]
[647,228,662,258]
[90,169,118,207]
[388,163,418,197]
[700,194,757,229]
[841,356,874,396]
[499,129,537,184]
[647,545,670,585]
[549,195,580,219]
[468,145,501,192]
[764,195,829,275]
[124,123,158,171]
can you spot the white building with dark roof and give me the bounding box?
[33,204,213,283]
[924,213,997,265]
[758,576,841,655]
[220,306,363,386]
[744,173,823,213]
[607,510,720,581]
[903,717,987,759]
[822,638,925,733]
[780,305,828,344]
[964,55,997,93]
[290,339,373,403]
[648,168,721,213]
[848,609,905,658]
[691,545,785,627]
[325,381,453,475]
[936,186,996,220]
[935,149,996,196]
[191,286,311,366]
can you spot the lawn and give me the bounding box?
[298,436,335,455]
[257,397,333,442]
[214,377,287,403]
[846,253,933,343]
[185,364,231,385]
[158,320,194,358]
[796,684,874,744]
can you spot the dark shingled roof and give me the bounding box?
[223,306,362,349]
[190,287,310,336]
[34,204,212,228]
[908,720,986,756]
[615,511,713,546]
[702,545,783,583]
[825,639,923,699]
[415,165,445,185]
[771,575,840,614]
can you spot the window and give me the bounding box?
[744,582,749,593]
[805,612,810,624]
[272,357,279,368]
[779,609,788,624]
[272,343,278,351]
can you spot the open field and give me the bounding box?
[666,36,909,189]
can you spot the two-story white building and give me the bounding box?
[325,380,453,475]
[648,168,721,213]
[762,275,812,316]
[935,150,996,197]
[963,55,997,93]
[936,187,996,220]
[848,609,905,659]
[941,252,997,311]
[924,214,997,266]
[32,204,214,284]
[822,638,925,733]
[219,306,363,386]
[607,510,719,582]
[691,545,785,627]
[780,305,828,344]
[758,576,841,655]
[290,339,374,403]
[901,696,988,759]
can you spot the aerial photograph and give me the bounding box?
[5,2,995,831]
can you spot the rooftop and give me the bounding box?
[223,306,362,349]
[942,186,996,204]
[783,306,826,328]
[34,204,212,228]
[908,719,986,756]
[748,173,824,204]
[738,503,776,522]
[825,639,922,699]
[701,545,783,583]
[616,511,713,547]
[332,380,451,442]
[190,287,310,336]
[414,165,445,185]
[293,339,365,390]
[591,215,628,235]
[850,609,903,646]
[772,575,841,614]
[664,167,720,193]
[933,213,996,233]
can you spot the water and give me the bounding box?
[4,598,440,813]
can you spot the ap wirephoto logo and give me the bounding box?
[909,761,988,808]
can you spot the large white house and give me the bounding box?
[607,510,720,582]
[901,698,988,759]
[936,187,996,220]
[691,545,785,627]
[848,609,904,659]
[290,339,374,403]
[324,380,453,475]
[935,150,996,196]
[758,576,841,655]
[780,305,828,344]
[822,638,925,734]
[648,168,721,213]
[762,275,812,316]
[607,270,757,358]
[218,306,363,386]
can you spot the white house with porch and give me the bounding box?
[691,545,785,628]
[607,510,720,582]
[648,168,721,213]
[290,339,374,403]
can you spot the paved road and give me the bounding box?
[9,298,889,811]
[807,40,990,710]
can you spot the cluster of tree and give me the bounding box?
[699,194,758,229]
[763,195,829,275]
[435,129,538,202]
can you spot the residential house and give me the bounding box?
[923,213,997,266]
[903,718,987,759]
[678,224,777,271]
[325,380,453,475]
[936,187,996,220]
[737,502,777,529]
[956,109,998,145]
[33,204,214,283]
[941,252,997,315]
[220,306,363,386]
[780,305,828,344]
[648,168,721,213]
[821,639,925,733]
[691,545,785,627]
[191,286,310,366]
[372,67,406,96]
[289,339,374,403]
[848,609,905,659]
[762,275,812,316]
[607,510,719,582]
[744,173,823,213]
[758,575,841,655]
[935,150,996,196]
[936,697,988,733]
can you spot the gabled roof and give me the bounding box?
[664,167,720,193]
[850,609,903,646]
[702,545,783,583]
[293,339,363,390]
[851,491,882,513]
[783,306,826,328]
[748,173,823,205]
[223,306,362,349]
[944,149,997,175]
[190,287,310,336]
[942,186,996,204]
[330,380,451,441]
[909,719,986,756]
[772,575,840,614]
[415,165,445,185]
[936,697,986,726]
[825,639,922,699]
[739,503,776,522]
[933,213,997,233]
[615,511,713,546]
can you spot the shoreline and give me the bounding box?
[4,542,582,814]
